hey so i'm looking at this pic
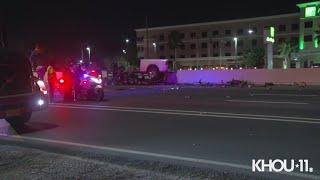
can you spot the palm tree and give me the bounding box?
[278,42,297,69]
[168,30,183,70]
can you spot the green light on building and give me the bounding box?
[266,27,275,43]
[305,6,317,17]
[270,27,275,38]
[315,38,319,48]
[266,37,275,43]
[299,39,304,50]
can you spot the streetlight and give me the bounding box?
[233,37,238,67]
[248,29,254,34]
[86,47,91,63]
[152,42,157,53]
[125,38,130,44]
[122,49,127,54]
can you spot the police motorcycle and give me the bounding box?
[76,69,104,101]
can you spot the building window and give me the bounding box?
[201,42,207,49]
[212,30,219,36]
[304,35,313,42]
[159,56,166,59]
[278,38,286,44]
[238,40,244,47]
[213,41,219,48]
[159,45,165,51]
[237,29,244,35]
[190,44,196,49]
[290,37,299,46]
[279,25,286,32]
[291,24,299,31]
[225,41,231,47]
[202,32,207,38]
[190,54,196,58]
[252,27,258,34]
[201,54,207,57]
[305,21,313,28]
[225,30,231,36]
[138,47,144,52]
[252,39,257,47]
[180,44,185,49]
[137,37,144,42]
[170,55,174,59]
[179,55,185,58]
[237,52,243,56]
[190,32,196,38]
[180,33,185,39]
[225,53,231,56]
[213,53,219,57]
[159,34,165,41]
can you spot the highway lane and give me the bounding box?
[0,86,320,179]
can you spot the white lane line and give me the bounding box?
[50,104,320,124]
[1,135,319,180]
[251,93,318,97]
[226,100,309,105]
[50,103,320,121]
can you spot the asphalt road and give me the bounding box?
[1,86,320,179]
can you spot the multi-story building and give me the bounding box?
[135,1,320,69]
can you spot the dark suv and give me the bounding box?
[0,49,46,125]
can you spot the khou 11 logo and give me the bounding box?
[252,159,313,173]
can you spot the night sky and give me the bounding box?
[2,0,311,62]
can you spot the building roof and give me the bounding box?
[135,13,300,32]
[297,1,320,8]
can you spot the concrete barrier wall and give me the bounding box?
[174,69,320,85]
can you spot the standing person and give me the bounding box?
[36,66,46,80]
[44,65,57,102]
[73,64,85,100]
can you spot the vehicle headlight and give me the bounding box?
[38,99,45,106]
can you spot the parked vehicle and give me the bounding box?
[0,49,47,126]
[140,59,169,81]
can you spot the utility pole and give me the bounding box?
[145,16,149,59]
[0,6,8,48]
